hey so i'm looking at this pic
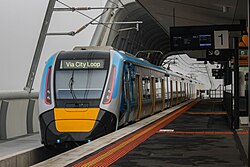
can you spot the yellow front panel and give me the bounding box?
[54,108,100,132]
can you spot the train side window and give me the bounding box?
[155,78,162,99]
[142,77,151,99]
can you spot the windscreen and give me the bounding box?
[54,51,110,100]
[55,69,107,99]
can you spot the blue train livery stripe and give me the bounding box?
[117,51,165,72]
[111,52,124,99]
[40,55,55,100]
[111,50,166,99]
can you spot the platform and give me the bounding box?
[113,100,248,167]
[32,100,192,167]
[0,133,75,166]
[0,134,41,160]
[32,99,248,166]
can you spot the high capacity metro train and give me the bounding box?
[39,47,202,146]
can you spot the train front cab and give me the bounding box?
[39,51,117,146]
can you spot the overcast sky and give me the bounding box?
[0,0,106,91]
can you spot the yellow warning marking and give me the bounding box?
[187,111,227,115]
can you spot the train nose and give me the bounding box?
[39,108,117,145]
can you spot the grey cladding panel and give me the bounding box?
[0,101,8,140]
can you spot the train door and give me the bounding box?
[123,63,137,124]
[151,77,156,115]
[176,80,178,105]
[136,75,142,121]
[166,76,170,108]
[161,78,165,111]
[191,83,194,98]
[170,80,173,108]
[184,82,186,100]
[155,77,162,112]
[180,81,182,102]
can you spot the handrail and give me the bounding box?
[209,84,223,99]
[215,84,223,90]
[0,91,39,100]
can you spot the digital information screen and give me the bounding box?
[60,59,105,69]
[171,34,212,51]
[199,34,212,47]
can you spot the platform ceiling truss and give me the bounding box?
[103,2,169,66]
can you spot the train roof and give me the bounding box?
[72,46,165,72]
[115,50,166,72]
[73,46,114,51]
[65,46,201,84]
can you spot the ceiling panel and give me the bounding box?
[137,0,247,31]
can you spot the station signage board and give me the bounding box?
[206,49,233,61]
[214,30,229,49]
[212,69,224,79]
[239,48,248,56]
[170,24,243,51]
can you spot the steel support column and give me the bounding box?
[26,99,36,134]
[248,0,250,165]
[90,0,119,46]
[24,0,56,93]
[0,101,8,140]
[234,37,239,129]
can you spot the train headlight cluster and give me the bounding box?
[103,65,116,104]
[46,90,51,101]
[45,66,52,105]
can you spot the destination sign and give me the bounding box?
[60,59,105,69]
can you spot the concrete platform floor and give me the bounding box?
[112,100,248,167]
[0,134,41,161]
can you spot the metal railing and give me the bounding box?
[208,84,224,99]
[0,91,38,100]
[223,91,233,128]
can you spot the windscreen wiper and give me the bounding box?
[68,70,77,100]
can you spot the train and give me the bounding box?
[39,46,202,146]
